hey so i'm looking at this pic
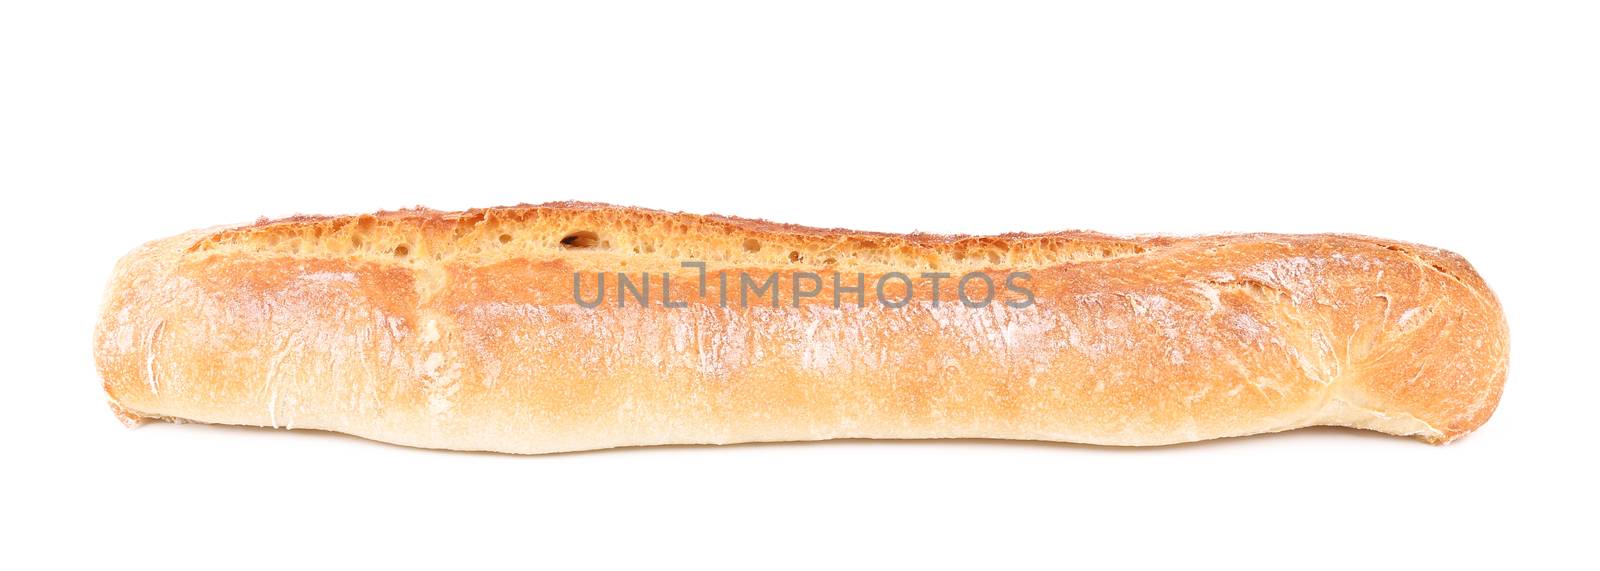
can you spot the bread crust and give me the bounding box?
[94,202,1508,453]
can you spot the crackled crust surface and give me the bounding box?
[94,202,1508,453]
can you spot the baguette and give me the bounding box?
[94,202,1508,453]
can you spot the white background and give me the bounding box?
[3,1,1596,568]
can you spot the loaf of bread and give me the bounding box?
[94,202,1508,453]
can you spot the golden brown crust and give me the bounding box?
[94,202,1508,453]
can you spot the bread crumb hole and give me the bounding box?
[498,234,512,244]
[560,231,600,249]
[393,245,409,257]
[788,250,802,262]
[743,238,761,252]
